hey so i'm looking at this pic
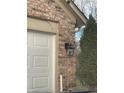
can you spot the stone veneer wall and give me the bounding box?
[28,0,77,91]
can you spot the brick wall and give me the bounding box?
[28,0,77,91]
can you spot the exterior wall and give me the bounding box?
[27,0,77,91]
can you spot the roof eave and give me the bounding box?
[55,0,88,27]
[68,0,88,26]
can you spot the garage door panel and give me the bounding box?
[33,55,49,67]
[27,56,31,69]
[33,33,49,48]
[27,77,31,89]
[32,76,49,89]
[28,31,49,48]
[29,69,49,76]
[27,31,33,47]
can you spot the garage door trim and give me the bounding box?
[27,17,59,93]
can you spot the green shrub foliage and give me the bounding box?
[77,14,97,88]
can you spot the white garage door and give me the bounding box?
[27,30,55,93]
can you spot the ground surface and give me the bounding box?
[61,91,97,93]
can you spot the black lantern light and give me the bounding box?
[65,42,75,56]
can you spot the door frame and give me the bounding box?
[27,17,59,93]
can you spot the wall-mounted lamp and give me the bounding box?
[65,42,75,56]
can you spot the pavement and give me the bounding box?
[61,91,97,93]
